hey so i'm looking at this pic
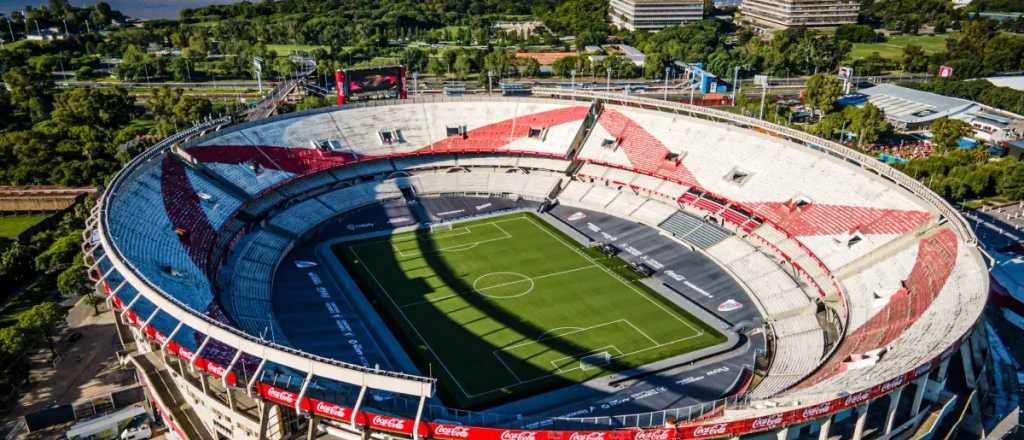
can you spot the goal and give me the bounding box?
[430,222,454,233]
[580,351,612,371]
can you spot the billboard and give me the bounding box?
[338,66,406,102]
[838,66,853,81]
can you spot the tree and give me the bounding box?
[35,233,79,273]
[57,258,90,296]
[185,33,208,60]
[454,51,474,79]
[399,47,427,73]
[17,302,66,359]
[846,103,890,147]
[483,48,513,79]
[902,45,929,73]
[517,57,541,78]
[804,74,844,117]
[930,118,973,152]
[552,56,579,78]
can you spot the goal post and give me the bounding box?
[430,222,453,233]
[580,351,612,371]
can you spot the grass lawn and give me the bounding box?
[849,34,952,61]
[334,212,725,409]
[267,44,329,55]
[0,215,49,239]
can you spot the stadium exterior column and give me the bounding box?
[257,399,271,440]
[960,342,977,389]
[775,426,788,440]
[884,387,903,435]
[852,402,870,440]
[816,415,832,440]
[306,415,319,440]
[970,326,985,368]
[910,377,928,417]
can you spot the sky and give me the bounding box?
[0,0,239,20]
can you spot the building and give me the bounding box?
[855,83,1024,143]
[740,0,860,31]
[493,21,545,39]
[609,0,705,31]
[585,44,647,67]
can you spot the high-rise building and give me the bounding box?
[740,0,860,30]
[609,0,705,31]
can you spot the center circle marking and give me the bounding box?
[471,272,535,299]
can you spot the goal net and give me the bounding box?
[580,351,612,371]
[430,222,453,233]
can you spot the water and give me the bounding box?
[0,0,239,20]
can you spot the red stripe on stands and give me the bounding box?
[746,202,932,237]
[796,229,959,388]
[419,106,590,153]
[596,109,699,187]
[187,144,362,175]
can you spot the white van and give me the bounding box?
[120,424,151,440]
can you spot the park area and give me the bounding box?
[334,212,724,409]
[849,34,952,61]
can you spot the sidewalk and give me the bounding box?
[10,297,131,418]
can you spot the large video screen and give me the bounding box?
[343,67,402,97]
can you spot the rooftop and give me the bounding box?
[857,83,977,125]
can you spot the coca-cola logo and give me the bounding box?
[634,429,672,440]
[266,387,297,404]
[569,432,605,440]
[691,424,728,437]
[314,401,347,419]
[207,363,225,376]
[802,403,831,418]
[433,425,470,438]
[372,416,406,431]
[843,391,871,406]
[500,430,538,440]
[880,377,903,392]
[750,414,783,430]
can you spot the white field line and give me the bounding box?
[352,214,710,398]
[401,265,599,308]
[551,346,623,373]
[521,216,706,340]
[389,223,511,257]
[493,351,524,383]
[346,245,474,398]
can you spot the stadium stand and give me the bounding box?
[90,94,988,440]
[659,211,732,249]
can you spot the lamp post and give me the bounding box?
[570,69,576,90]
[606,67,611,93]
[663,66,670,101]
[4,16,12,43]
[732,66,740,106]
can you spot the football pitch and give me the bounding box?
[333,212,725,409]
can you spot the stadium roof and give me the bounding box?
[986,75,1024,91]
[857,83,977,127]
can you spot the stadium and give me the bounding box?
[84,84,990,440]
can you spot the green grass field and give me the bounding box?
[849,34,952,61]
[334,212,725,409]
[0,214,49,238]
[266,44,329,55]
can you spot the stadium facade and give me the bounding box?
[85,90,991,440]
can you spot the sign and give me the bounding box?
[838,67,853,81]
[938,66,954,78]
[753,75,769,87]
